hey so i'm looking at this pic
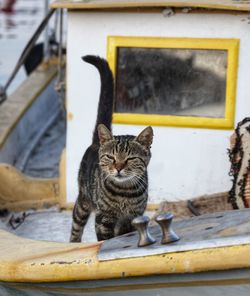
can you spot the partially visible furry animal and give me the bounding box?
[228,117,250,209]
[70,55,153,242]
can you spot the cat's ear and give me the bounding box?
[98,124,113,145]
[135,126,153,148]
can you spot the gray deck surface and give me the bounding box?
[0,207,96,242]
[0,207,154,243]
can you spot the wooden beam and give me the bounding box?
[51,0,250,12]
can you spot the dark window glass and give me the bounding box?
[115,48,227,118]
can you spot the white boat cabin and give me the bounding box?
[51,0,250,207]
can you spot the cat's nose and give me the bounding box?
[114,161,125,172]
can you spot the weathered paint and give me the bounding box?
[0,164,59,211]
[1,228,250,283]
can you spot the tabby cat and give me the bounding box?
[70,55,153,242]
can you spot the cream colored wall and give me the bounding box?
[66,11,250,204]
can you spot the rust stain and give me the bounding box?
[68,112,74,121]
[217,221,250,237]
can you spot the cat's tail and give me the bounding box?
[82,55,114,145]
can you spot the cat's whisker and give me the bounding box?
[134,177,147,190]
[127,175,146,191]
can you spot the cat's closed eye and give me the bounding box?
[126,157,140,162]
[104,154,115,161]
[100,154,115,162]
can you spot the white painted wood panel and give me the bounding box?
[66,11,250,203]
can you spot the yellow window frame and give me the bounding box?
[107,36,239,130]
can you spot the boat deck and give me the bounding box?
[0,207,96,243]
[0,207,154,243]
[1,208,250,285]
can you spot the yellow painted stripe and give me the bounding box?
[1,229,250,283]
[0,164,59,211]
[51,0,250,12]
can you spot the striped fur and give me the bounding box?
[70,56,153,242]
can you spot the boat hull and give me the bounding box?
[1,269,250,295]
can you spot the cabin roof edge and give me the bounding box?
[50,0,250,12]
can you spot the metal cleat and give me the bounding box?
[155,213,180,244]
[132,216,156,247]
